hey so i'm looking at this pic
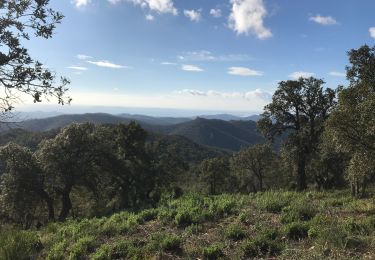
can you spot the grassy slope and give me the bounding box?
[1,190,375,259]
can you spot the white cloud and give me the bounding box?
[67,66,88,71]
[161,62,177,65]
[129,0,178,15]
[178,51,251,62]
[289,71,315,79]
[108,0,122,4]
[228,67,263,76]
[73,0,91,8]
[184,9,201,22]
[87,60,127,69]
[210,8,222,18]
[177,88,272,102]
[228,0,272,39]
[145,14,155,21]
[60,88,271,112]
[309,15,337,25]
[76,54,93,60]
[370,27,375,39]
[182,64,204,72]
[329,71,346,77]
[181,64,204,72]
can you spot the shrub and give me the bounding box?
[280,198,317,224]
[68,236,96,260]
[224,223,246,240]
[184,224,203,236]
[255,191,296,213]
[148,233,182,253]
[138,209,158,222]
[283,222,309,240]
[241,236,283,257]
[308,216,349,249]
[202,244,224,260]
[91,241,136,260]
[0,230,41,260]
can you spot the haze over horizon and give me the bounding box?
[20,0,375,113]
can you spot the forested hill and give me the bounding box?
[13,113,265,151]
[160,117,264,151]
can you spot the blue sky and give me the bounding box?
[21,0,375,115]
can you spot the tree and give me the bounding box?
[258,77,336,191]
[0,143,53,227]
[326,45,375,196]
[37,123,104,221]
[0,0,70,119]
[199,157,230,195]
[231,144,275,192]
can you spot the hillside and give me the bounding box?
[2,190,374,259]
[14,114,265,151]
[162,117,264,151]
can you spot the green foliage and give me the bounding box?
[231,144,277,192]
[0,0,70,113]
[202,244,224,260]
[283,222,309,240]
[255,191,296,213]
[147,233,182,253]
[68,236,96,260]
[241,234,283,257]
[0,230,41,260]
[91,241,134,260]
[326,45,375,196]
[0,143,48,227]
[198,157,231,195]
[281,198,317,223]
[224,223,246,240]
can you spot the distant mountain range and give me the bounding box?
[10,113,265,151]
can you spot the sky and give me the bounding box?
[19,0,375,116]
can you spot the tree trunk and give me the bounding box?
[58,188,72,221]
[40,189,55,221]
[296,154,307,191]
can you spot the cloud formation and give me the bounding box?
[67,66,88,71]
[289,71,315,79]
[87,60,127,69]
[309,15,337,25]
[228,67,263,76]
[210,9,222,18]
[184,9,201,22]
[329,71,346,77]
[228,0,272,39]
[161,62,177,65]
[73,0,91,8]
[178,51,251,62]
[177,88,272,101]
[370,27,375,39]
[145,14,155,21]
[76,54,93,60]
[129,0,178,15]
[181,64,204,72]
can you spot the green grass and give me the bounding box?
[2,190,375,259]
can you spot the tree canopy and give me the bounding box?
[0,0,70,120]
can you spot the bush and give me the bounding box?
[148,233,182,253]
[91,241,136,260]
[202,244,224,260]
[256,191,296,213]
[241,236,283,257]
[281,201,317,224]
[69,236,96,260]
[138,209,158,222]
[224,223,246,240]
[283,222,309,240]
[0,230,41,260]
